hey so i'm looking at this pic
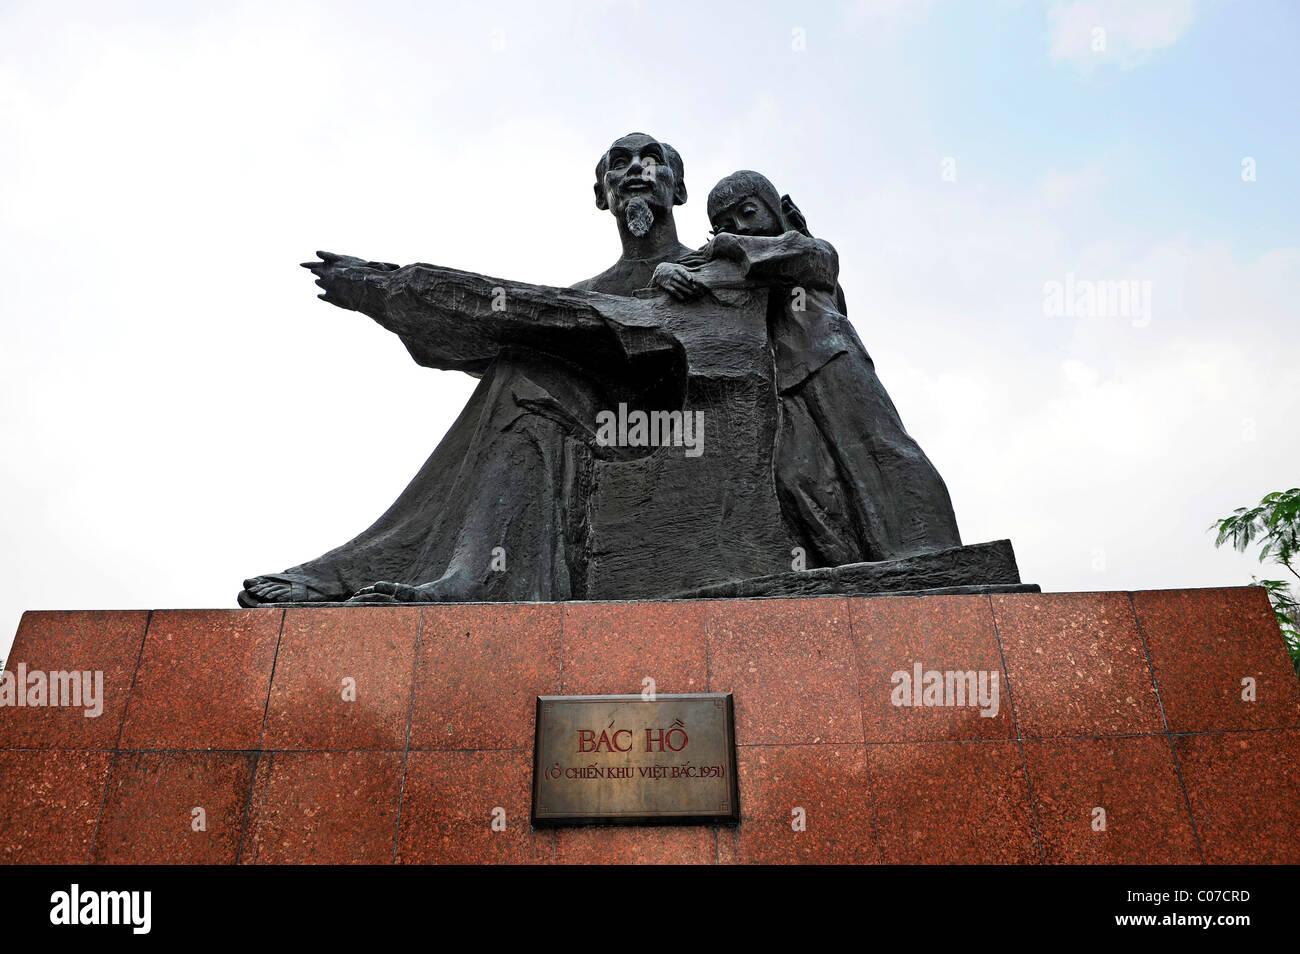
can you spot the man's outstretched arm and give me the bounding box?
[303,251,623,373]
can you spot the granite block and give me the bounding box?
[717,744,877,864]
[397,749,551,864]
[119,610,281,751]
[869,740,1038,864]
[241,751,403,864]
[708,598,862,745]
[992,593,1162,737]
[263,607,420,750]
[554,824,716,864]
[1135,587,1300,733]
[1023,735,1199,864]
[410,603,562,750]
[562,601,707,696]
[0,610,147,749]
[93,752,256,864]
[1174,729,1300,864]
[0,750,112,864]
[851,595,1014,742]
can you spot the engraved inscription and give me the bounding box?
[531,694,739,825]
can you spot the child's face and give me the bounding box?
[710,196,783,237]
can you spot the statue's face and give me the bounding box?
[711,196,782,237]
[599,134,681,217]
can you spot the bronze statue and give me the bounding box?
[239,134,1030,606]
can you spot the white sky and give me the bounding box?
[3,0,1297,660]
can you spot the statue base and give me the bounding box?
[671,538,1034,599]
[2,587,1297,863]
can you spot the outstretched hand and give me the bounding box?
[301,251,398,310]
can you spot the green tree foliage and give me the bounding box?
[1211,488,1300,677]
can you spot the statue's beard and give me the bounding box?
[625,197,654,237]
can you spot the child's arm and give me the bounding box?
[708,231,839,292]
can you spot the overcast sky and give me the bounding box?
[3,0,1297,659]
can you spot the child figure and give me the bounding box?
[654,170,962,566]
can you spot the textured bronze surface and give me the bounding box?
[532,693,739,826]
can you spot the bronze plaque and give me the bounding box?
[531,693,740,826]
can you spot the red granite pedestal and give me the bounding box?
[1,587,1297,864]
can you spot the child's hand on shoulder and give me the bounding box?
[652,262,704,301]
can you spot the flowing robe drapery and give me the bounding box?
[238,256,788,605]
[706,231,963,566]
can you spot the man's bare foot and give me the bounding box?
[244,578,293,602]
[238,575,330,606]
[347,574,472,604]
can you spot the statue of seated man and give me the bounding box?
[239,139,996,608]
[240,132,700,606]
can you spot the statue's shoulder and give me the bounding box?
[570,260,626,293]
[573,247,698,296]
[570,260,654,297]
